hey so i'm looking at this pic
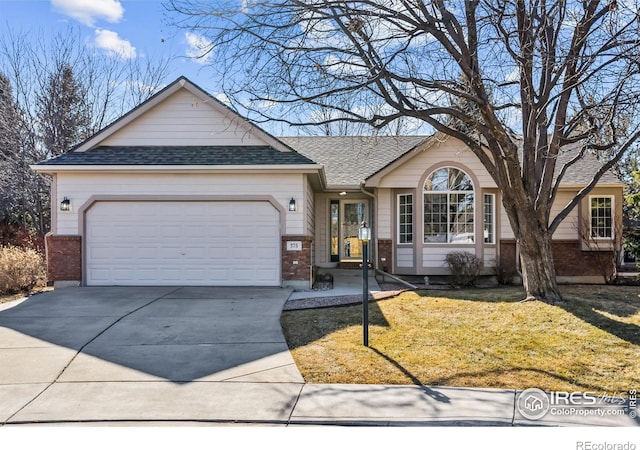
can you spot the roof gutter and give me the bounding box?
[30,164,324,174]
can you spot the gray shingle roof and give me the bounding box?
[38,146,317,166]
[282,135,622,187]
[555,145,622,185]
[280,135,428,187]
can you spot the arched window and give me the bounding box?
[424,167,474,243]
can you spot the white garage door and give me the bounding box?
[85,201,281,286]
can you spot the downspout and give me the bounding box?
[360,181,377,269]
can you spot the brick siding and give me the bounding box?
[377,239,393,272]
[499,239,614,278]
[281,236,313,282]
[45,234,82,282]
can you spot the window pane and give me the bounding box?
[449,193,474,243]
[424,193,447,242]
[449,168,474,191]
[398,194,413,244]
[425,168,449,191]
[590,197,613,238]
[484,194,494,244]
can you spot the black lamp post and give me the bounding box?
[359,221,371,347]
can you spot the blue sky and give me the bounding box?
[1,0,217,90]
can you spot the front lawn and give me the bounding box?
[281,285,640,394]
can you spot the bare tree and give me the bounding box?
[167,0,640,303]
[0,25,170,236]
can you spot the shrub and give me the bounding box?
[445,251,482,287]
[0,246,47,295]
[492,258,518,285]
[0,222,45,252]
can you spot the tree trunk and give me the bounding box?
[516,217,563,304]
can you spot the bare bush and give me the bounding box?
[445,251,482,288]
[0,245,46,294]
[492,258,518,286]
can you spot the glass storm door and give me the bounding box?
[340,201,367,261]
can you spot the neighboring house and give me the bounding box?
[32,77,624,288]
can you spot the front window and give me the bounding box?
[424,167,474,243]
[590,196,613,239]
[398,194,413,244]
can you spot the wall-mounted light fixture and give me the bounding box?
[60,197,71,212]
[289,197,296,212]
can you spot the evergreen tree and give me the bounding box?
[37,65,91,157]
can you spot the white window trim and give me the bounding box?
[423,167,475,245]
[483,193,496,244]
[397,193,413,245]
[588,195,615,240]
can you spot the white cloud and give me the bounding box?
[94,29,136,59]
[214,92,231,105]
[51,0,124,26]
[185,32,213,64]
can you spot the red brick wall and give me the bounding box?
[498,239,614,278]
[378,239,393,272]
[553,241,614,278]
[45,234,82,282]
[281,236,313,282]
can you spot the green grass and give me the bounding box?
[281,285,640,394]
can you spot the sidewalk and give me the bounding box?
[2,382,636,426]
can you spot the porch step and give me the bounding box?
[338,262,364,270]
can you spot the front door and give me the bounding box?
[340,201,368,261]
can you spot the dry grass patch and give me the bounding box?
[281,285,640,394]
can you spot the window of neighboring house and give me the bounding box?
[590,196,614,239]
[424,167,474,243]
[484,193,495,244]
[398,194,413,244]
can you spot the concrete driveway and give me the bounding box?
[0,286,304,424]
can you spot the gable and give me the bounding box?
[366,135,497,188]
[366,134,623,188]
[100,87,271,147]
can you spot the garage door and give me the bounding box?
[85,201,281,286]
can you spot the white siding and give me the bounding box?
[101,89,269,147]
[396,247,414,268]
[55,172,305,235]
[314,195,329,265]
[376,188,392,239]
[423,247,473,268]
[304,175,315,236]
[484,247,497,266]
[498,190,579,241]
[550,190,579,240]
[499,204,514,239]
[377,139,497,189]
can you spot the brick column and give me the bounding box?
[377,239,393,273]
[282,236,313,290]
[45,234,82,286]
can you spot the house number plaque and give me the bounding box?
[286,241,303,251]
